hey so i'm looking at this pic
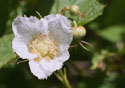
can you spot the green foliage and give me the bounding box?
[77,82,87,88]
[0,34,16,68]
[99,73,118,88]
[91,50,111,70]
[102,0,125,26]
[50,0,105,25]
[0,0,18,36]
[97,25,125,43]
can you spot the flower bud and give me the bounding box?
[69,5,80,16]
[72,26,86,38]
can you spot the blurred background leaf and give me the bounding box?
[0,34,16,68]
[96,25,125,43]
[0,0,19,36]
[99,72,118,88]
[91,50,111,70]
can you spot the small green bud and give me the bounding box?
[72,26,86,38]
[69,5,80,16]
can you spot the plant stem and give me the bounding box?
[62,75,71,88]
[55,68,72,88]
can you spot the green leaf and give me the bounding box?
[99,72,119,88]
[103,0,125,26]
[91,50,111,70]
[0,0,19,36]
[97,25,125,43]
[0,34,16,68]
[50,0,105,25]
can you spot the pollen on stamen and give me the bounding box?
[28,34,58,63]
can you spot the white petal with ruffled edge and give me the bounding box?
[45,14,72,46]
[12,37,37,59]
[29,60,51,79]
[45,14,72,62]
[12,16,48,37]
[34,14,72,76]
[12,16,48,60]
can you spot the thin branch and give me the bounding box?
[36,11,42,18]
[81,41,93,47]
[79,42,89,51]
[8,55,19,64]
[17,59,29,64]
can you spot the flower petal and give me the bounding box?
[12,37,37,60]
[12,16,49,59]
[45,14,72,63]
[40,58,63,73]
[57,45,70,62]
[12,16,38,36]
[38,47,69,75]
[45,14,72,47]
[29,60,51,79]
[42,14,72,72]
[12,16,48,37]
[39,18,49,35]
[39,40,70,74]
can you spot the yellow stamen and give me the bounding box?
[29,35,58,63]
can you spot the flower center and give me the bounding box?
[29,35,58,62]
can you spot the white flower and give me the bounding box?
[12,14,72,79]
